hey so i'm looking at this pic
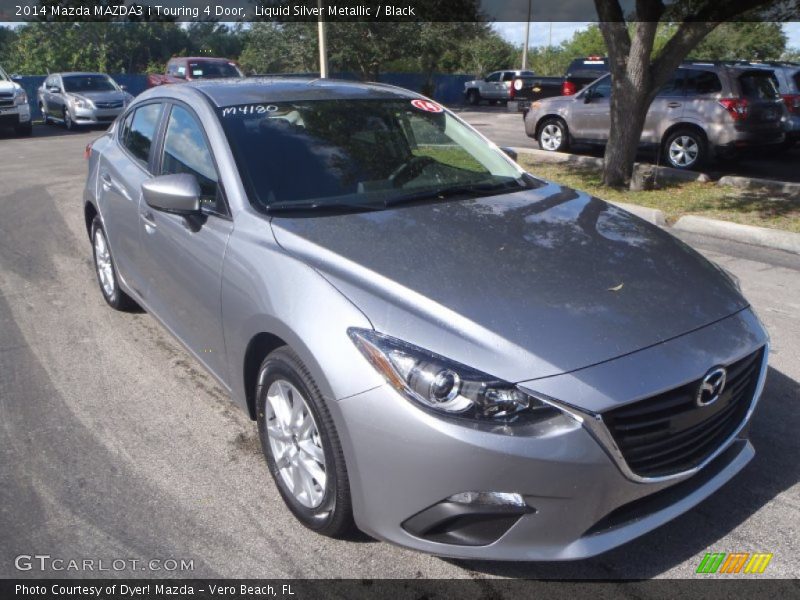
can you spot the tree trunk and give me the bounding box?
[602,92,651,187]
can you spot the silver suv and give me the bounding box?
[525,63,787,169]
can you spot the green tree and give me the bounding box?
[688,22,787,60]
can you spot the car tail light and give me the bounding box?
[562,80,577,96]
[718,98,749,121]
[782,93,800,114]
[509,79,517,99]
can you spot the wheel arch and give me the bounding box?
[661,122,708,148]
[243,331,290,420]
[84,201,98,239]
[535,114,568,140]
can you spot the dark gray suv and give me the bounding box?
[525,62,787,169]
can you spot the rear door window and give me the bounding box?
[738,71,780,100]
[684,70,722,95]
[657,71,685,96]
[485,72,501,83]
[123,103,163,168]
[501,72,515,82]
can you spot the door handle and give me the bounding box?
[141,210,157,232]
[101,173,113,189]
[667,102,682,108]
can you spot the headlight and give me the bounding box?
[13,89,27,105]
[348,328,560,424]
[69,95,92,109]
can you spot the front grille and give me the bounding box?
[603,347,764,478]
[0,100,13,108]
[95,101,123,109]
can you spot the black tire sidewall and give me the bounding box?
[467,90,479,105]
[255,349,349,534]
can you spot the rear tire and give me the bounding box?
[466,89,480,106]
[91,216,137,311]
[663,128,706,170]
[256,347,355,538]
[537,118,570,152]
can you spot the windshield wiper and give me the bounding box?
[266,199,384,214]
[385,180,525,208]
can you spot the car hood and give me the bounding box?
[270,181,747,383]
[69,90,126,102]
[0,81,21,94]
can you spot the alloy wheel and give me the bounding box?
[93,228,115,299]
[541,124,563,151]
[668,135,699,167]
[265,379,327,509]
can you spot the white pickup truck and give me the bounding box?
[463,70,535,105]
[0,65,32,136]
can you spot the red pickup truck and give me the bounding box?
[147,57,244,87]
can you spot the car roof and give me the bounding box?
[186,77,422,106]
[55,72,110,77]
[171,57,238,63]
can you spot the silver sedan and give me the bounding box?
[38,72,133,129]
[83,78,768,560]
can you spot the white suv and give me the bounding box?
[0,65,32,136]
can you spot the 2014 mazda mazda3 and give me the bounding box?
[83,78,769,560]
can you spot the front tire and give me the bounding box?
[91,216,137,311]
[40,104,50,125]
[64,107,74,130]
[663,128,706,170]
[538,118,570,152]
[466,89,480,106]
[256,347,354,537]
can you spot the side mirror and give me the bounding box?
[583,93,592,104]
[500,147,518,162]
[142,174,201,215]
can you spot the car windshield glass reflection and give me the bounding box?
[63,75,118,93]
[217,99,529,212]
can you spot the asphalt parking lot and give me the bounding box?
[455,106,800,183]
[0,123,798,582]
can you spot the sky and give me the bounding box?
[492,21,800,49]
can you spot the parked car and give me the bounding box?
[463,70,535,105]
[0,64,32,136]
[38,72,133,130]
[84,78,768,560]
[147,57,244,87]
[737,61,800,149]
[525,62,787,169]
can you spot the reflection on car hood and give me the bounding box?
[70,90,126,102]
[270,181,748,382]
[0,81,20,94]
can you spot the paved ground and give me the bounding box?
[0,124,798,581]
[455,106,800,183]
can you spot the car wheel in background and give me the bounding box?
[40,104,49,125]
[663,128,706,170]
[64,107,74,130]
[91,216,137,311]
[256,347,355,538]
[15,122,32,137]
[466,89,480,106]
[538,118,570,152]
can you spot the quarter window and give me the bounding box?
[160,105,223,214]
[123,103,163,167]
[684,70,722,95]
[657,72,685,96]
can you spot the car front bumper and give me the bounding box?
[71,105,124,125]
[0,103,31,127]
[332,309,768,560]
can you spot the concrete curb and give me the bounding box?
[514,147,605,168]
[673,216,800,255]
[717,175,800,196]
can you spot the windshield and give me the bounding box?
[188,61,242,79]
[63,74,118,93]
[217,98,529,212]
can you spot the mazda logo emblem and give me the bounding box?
[696,367,727,407]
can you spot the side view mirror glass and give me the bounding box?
[142,174,201,215]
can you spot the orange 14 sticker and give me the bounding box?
[411,99,443,113]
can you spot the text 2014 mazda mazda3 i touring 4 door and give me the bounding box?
[83,78,768,560]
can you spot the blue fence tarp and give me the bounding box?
[15,72,473,120]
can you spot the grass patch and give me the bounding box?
[518,158,800,234]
